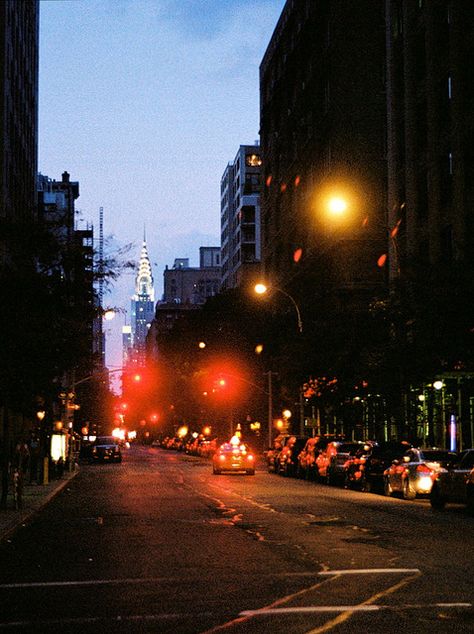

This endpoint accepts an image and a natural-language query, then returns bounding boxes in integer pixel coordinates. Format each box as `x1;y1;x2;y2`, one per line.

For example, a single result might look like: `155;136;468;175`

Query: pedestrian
14;439;30;477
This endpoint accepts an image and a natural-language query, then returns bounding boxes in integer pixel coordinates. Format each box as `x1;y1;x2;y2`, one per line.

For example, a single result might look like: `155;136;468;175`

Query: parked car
356;441;412;492
384;448;458;499
276;436;307;477
90;436;122;463
297;437;320;480
430;448;474;514
265;434;290;473
343;443;376;489
316;441;362;484
212;442;255;475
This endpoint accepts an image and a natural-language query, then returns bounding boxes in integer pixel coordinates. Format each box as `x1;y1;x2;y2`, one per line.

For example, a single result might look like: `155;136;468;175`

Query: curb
0;468;80;543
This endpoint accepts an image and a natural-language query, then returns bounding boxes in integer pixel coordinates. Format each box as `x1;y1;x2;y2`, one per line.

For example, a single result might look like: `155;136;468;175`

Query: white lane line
318;568;420;575
241;606;381;615
0;578;166;589
241;602;472;616
0;571;321;590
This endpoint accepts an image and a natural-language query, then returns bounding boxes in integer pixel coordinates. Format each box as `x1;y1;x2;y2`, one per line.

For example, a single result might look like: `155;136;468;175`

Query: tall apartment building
37;172;96;376
0;0;39;254
259;0;386;297
386;1;474;280
220;144;262;290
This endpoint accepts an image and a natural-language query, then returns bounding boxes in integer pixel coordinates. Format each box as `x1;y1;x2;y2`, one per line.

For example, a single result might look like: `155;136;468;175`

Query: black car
90;436;122;463
359;441;412;492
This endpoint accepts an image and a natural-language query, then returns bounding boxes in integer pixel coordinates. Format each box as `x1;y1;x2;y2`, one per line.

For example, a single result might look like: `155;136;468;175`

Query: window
245;153;262;167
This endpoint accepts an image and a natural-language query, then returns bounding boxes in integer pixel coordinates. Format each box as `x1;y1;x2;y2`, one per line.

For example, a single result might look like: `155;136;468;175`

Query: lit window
245;154;262;167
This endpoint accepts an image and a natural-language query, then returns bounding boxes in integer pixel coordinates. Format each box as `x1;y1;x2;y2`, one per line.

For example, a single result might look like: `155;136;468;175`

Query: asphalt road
0;444;472;633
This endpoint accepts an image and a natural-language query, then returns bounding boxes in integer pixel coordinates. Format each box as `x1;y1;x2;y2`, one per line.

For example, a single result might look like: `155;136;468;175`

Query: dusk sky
38;0;286;371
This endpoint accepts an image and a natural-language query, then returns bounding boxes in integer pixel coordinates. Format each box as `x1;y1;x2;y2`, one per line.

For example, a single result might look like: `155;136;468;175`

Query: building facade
386;1;474;278
0;0;39;241
220;144;262;290
162;247;221;305
259;0;387;297
384;0;474;447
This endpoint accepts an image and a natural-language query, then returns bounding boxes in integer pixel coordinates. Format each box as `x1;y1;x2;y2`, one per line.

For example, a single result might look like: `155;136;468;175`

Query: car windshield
372;443;410;458
338;444;361;454
95;437;116;445
421;451;456;464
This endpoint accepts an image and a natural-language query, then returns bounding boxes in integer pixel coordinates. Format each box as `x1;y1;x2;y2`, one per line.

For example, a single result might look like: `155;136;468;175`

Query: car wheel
430;483;446;510
384;477;393;497
361;476;371;493
213;468;220;475
403;478;416;500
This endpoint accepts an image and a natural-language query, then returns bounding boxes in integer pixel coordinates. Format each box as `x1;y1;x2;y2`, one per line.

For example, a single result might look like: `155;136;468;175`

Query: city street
0;444;472;633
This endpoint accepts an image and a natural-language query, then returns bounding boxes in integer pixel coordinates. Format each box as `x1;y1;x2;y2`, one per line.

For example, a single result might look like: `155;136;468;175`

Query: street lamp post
254;283;303;334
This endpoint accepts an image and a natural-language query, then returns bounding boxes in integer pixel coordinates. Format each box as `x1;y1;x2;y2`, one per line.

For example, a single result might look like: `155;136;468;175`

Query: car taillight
247;454;254;461
219;454;226;462
416;464;432;474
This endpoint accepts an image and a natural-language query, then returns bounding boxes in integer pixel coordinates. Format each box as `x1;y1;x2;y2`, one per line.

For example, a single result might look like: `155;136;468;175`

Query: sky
38;0;286;371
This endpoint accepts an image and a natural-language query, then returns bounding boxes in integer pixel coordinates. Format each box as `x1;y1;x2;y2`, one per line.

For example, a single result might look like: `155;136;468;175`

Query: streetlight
327;196;348;217
254;283;303;334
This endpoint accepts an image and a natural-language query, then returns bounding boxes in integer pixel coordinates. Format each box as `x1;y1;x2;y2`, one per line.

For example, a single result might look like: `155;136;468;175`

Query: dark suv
359;441;412;492
90;436;122;463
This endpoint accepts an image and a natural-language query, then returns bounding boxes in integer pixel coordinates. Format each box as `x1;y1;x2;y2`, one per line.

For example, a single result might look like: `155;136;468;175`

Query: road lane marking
201;575;337;633
304;571;421;634
241;603;472;616
242;606;381;615
0;571;322;589
318;568;421;575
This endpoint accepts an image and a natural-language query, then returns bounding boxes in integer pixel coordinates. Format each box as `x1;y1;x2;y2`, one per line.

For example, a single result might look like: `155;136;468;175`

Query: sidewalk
0;468;79;543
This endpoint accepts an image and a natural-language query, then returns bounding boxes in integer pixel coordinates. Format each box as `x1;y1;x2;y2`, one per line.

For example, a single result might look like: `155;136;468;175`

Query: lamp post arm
274;287;303;334
71;367;125;390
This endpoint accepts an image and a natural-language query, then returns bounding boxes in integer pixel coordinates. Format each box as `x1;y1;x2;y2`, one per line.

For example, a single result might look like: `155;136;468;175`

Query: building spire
134;238;154;301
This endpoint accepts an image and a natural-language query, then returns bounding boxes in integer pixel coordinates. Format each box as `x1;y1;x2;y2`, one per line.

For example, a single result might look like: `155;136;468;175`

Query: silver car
384;448;457;499
430;448;474;514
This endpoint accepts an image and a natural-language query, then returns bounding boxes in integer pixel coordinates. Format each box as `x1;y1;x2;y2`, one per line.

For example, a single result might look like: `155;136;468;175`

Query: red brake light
247;454;254;461
416;465;432;474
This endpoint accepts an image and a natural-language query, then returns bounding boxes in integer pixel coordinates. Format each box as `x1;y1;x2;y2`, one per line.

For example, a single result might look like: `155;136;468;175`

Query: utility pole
265;371;278;448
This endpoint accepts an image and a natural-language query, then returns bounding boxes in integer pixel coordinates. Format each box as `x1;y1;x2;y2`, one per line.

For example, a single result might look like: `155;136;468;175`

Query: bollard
42;457;49;485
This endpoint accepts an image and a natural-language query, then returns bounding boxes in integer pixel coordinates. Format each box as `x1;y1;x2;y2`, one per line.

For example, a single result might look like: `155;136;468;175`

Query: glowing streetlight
198;341;206;349
327;196;348;216
254;283;303;334
102;309;116;321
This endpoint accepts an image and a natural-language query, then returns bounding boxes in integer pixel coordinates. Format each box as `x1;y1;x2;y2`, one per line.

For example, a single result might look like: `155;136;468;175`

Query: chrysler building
127;239;155;367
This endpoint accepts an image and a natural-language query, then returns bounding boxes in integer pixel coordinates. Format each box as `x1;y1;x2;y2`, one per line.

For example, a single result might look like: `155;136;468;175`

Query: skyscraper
128;239;155;368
